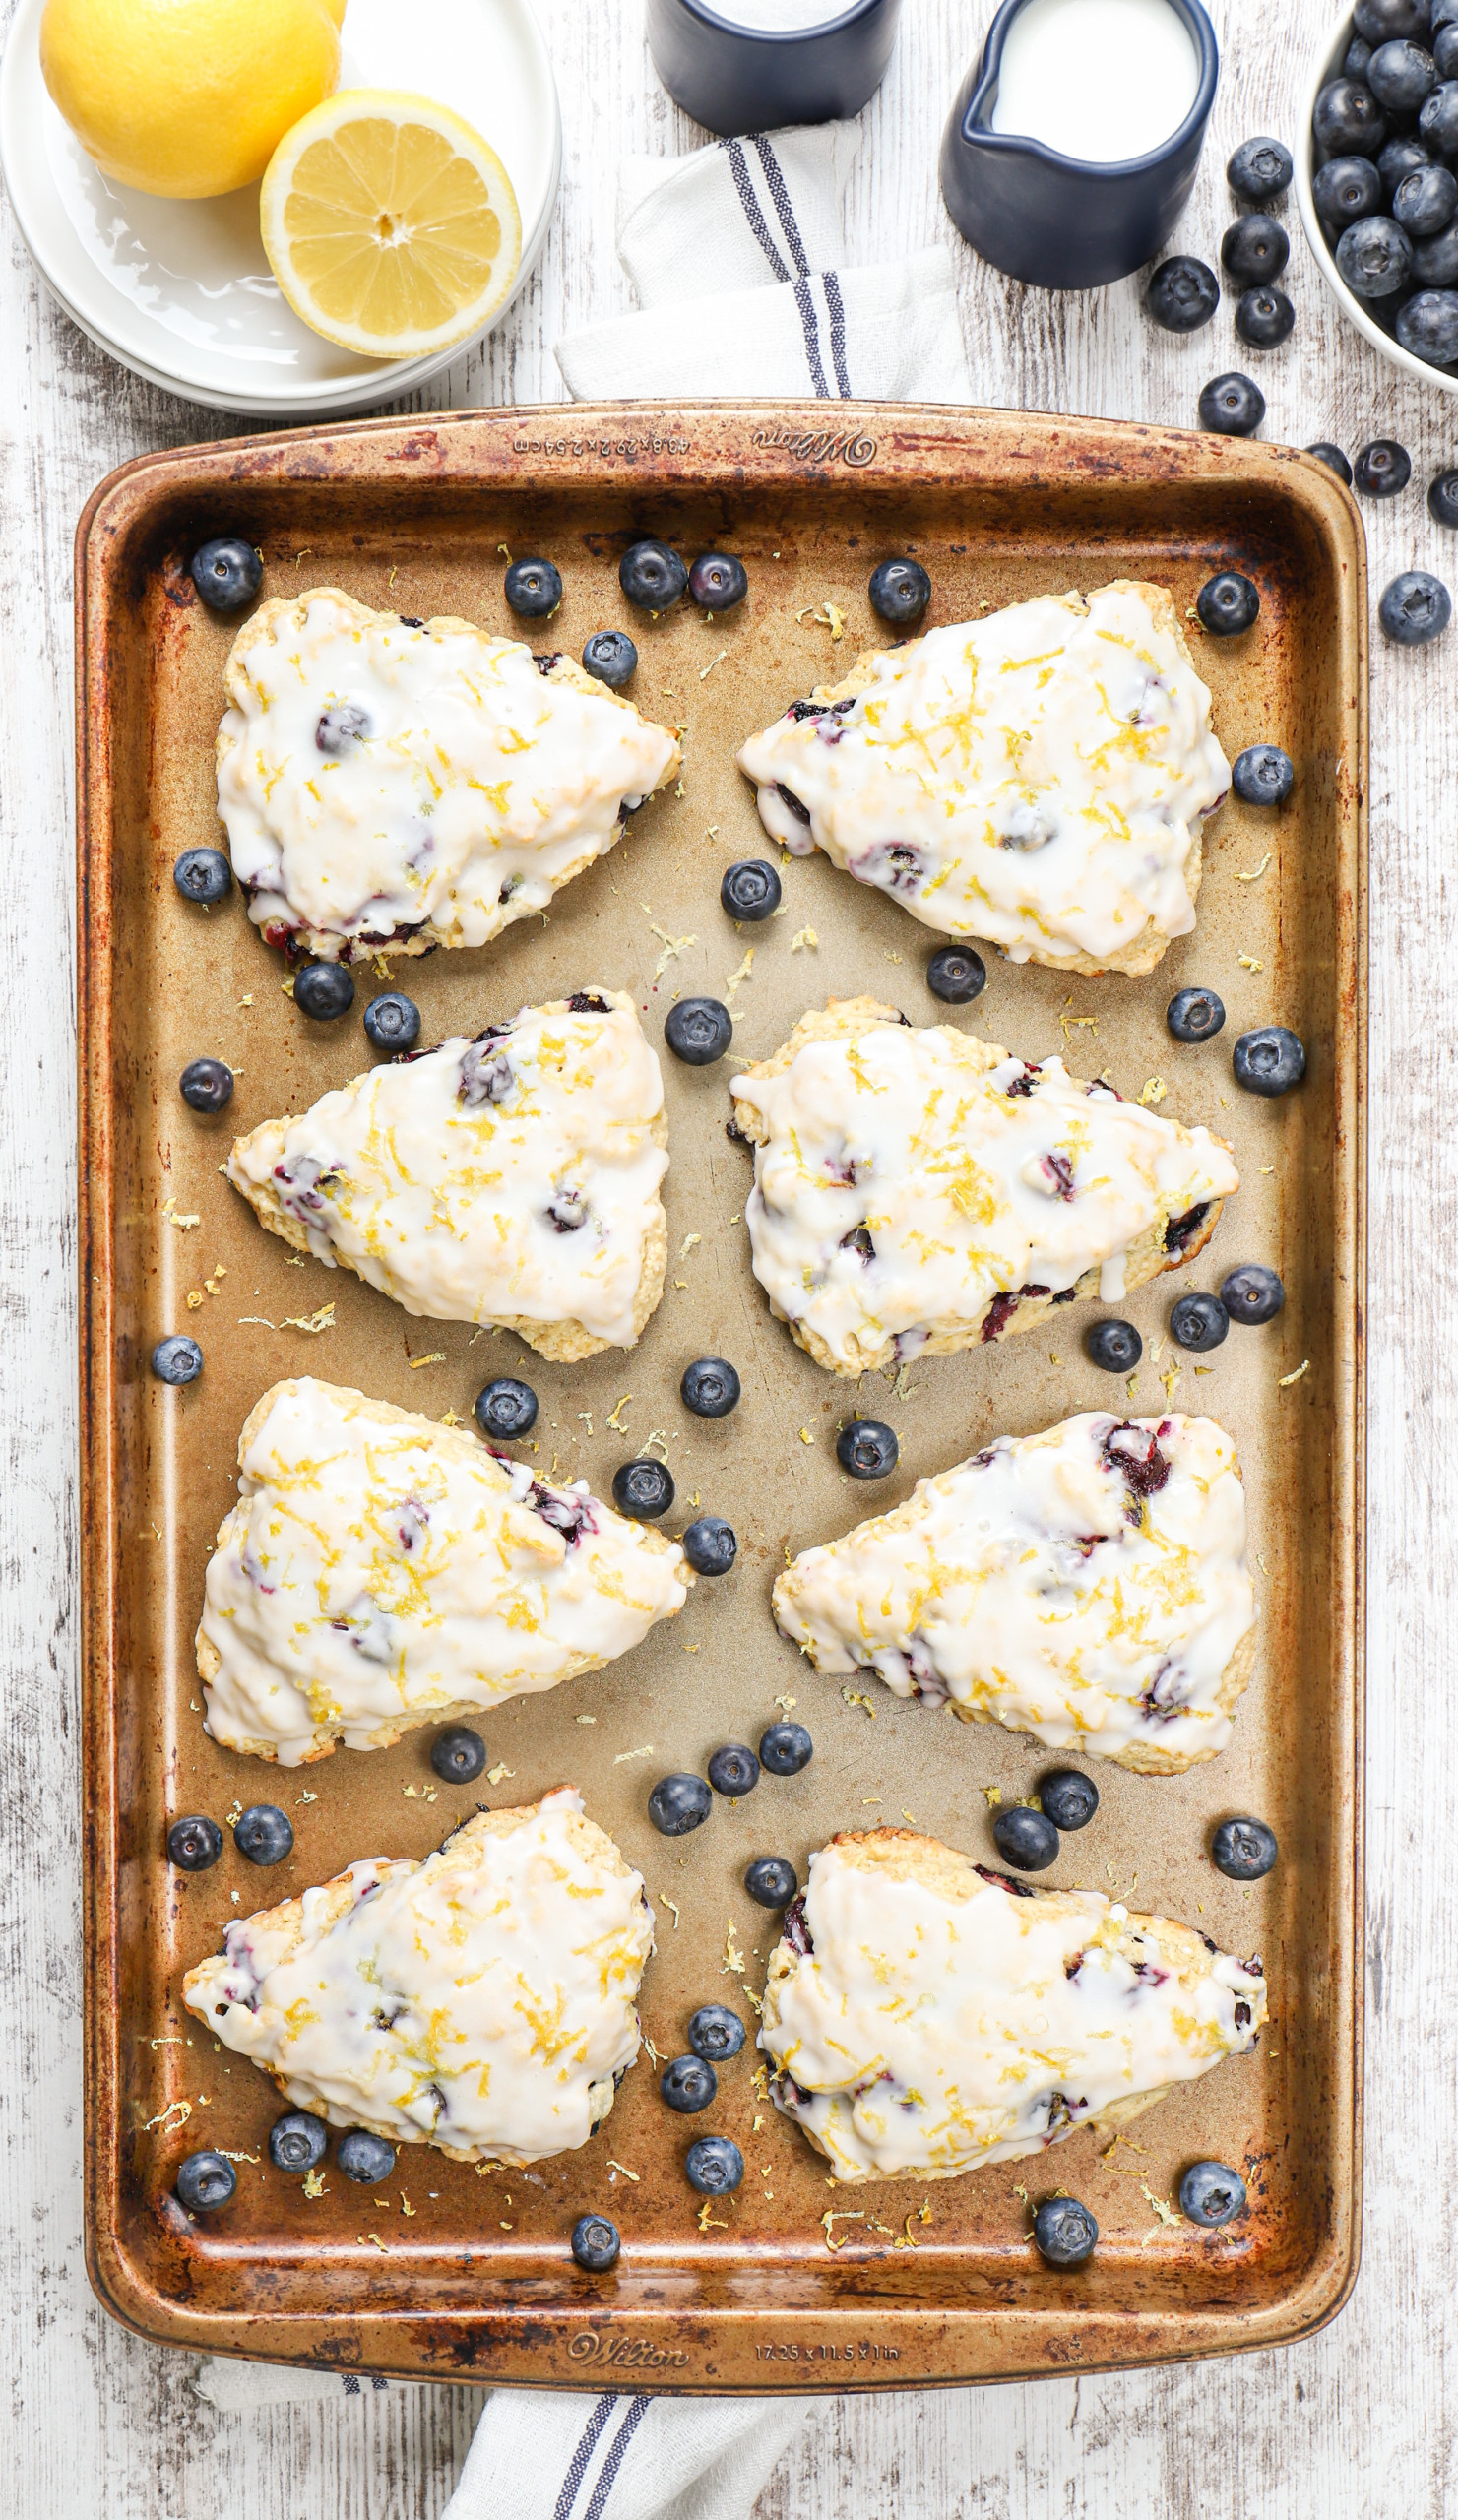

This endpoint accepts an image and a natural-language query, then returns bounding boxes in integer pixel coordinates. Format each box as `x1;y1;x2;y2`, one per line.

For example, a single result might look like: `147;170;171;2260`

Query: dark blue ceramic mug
646;0;903;139
939;0;1219;289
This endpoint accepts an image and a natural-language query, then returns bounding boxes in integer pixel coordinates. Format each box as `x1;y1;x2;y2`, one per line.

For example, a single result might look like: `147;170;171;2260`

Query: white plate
0;0;561;418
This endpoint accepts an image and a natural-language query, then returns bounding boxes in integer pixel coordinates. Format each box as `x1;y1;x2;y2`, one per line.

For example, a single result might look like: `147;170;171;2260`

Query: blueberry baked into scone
227;990;667;1359
736;582;1229;976
197;1378;690;1766
773;1412;1257;1774
216;590;681;961
758;1827;1267;2182
183;1789;653;2166
730;997;1238;1375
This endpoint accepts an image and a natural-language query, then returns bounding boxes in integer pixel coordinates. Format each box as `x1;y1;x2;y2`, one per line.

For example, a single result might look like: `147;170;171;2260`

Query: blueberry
1312;79;1387;157
1378;135;1431;197
721;858;782;920
991;1806;1060;1872
175;2150;237;2212
571;2212;620;2271
685;2136;744;2195
1368;35;1437;108
1313;156;1383;227
759;1722;813;1775
1416;217;1458;282
1438;17;1458;71
151;1334;203;1385
688;2004;746;2061
1195;571;1261;635
619;539;688;611
234;1803;294;1865
680;1356;740;1418
1211;1814;1278;1879
1429;467;1458;522
1355;438;1413;497
744;1856;798;1907
316;703;370;755
1233;1024;1306;1094
649;1774;712;1836
430;1725;487;1783
1170;1291;1229;1351
1421;77;1458;152
504;557;562;618
1393;161;1458;230
683;1516;737;1576
1235;284;1295;347
836;1418;898;1479
190;536;262;611
1396;289;1458;361
1085;1318;1142;1372
1033;2196;1098;2267
612;1458;674;1519
475;1376;539;1441
1305;442;1355;483
708;1742;760;1797
172;846;232;905
1355;0;1430;39
926;944;987;1004
1197;374;1265;437
1346;34;1375;75
1220;1262;1286;1324
688;552;748;611
1167;984;1227;1041
1222;215;1290;284
363;991;420;1053
582;629;638;687
1232;745;1295;805
1227;137;1294;202
868;557;931;624
337;2128;397;2183
180;1057;234;1113
167;1813;223;1870
1144;255;1220;331
666;997;732;1064
293;962;355;1021
270;2110;328;2173
1180;2160;1248;2227
662;2053;717;2112
1038;1769;1100;1831
1336;217;1414;295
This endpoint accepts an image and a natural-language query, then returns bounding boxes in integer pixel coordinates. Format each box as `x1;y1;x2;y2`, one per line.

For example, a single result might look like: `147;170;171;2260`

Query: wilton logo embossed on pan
568;2332;691;2369
752;426;877;466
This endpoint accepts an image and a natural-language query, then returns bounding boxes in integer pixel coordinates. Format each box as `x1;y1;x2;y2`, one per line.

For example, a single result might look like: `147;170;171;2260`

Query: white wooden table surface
6;0;1452;2510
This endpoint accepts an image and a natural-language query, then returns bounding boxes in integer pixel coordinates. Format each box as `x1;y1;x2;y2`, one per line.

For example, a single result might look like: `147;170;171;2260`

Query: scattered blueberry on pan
234;1803;294;1865
173;845;232;905
1353;438;1412;496
571;2213;621;2271
430;1725;487;1784
1367;36;1437;113
867;557;931;624
166;1814;223;1870
152;1334;203;1385
1304;441;1354;483
1335;217;1412;297
680;1357;740;1419
689;552;748;611
612;1458;674;1519
662;2054;717;2113
363;991;420;1053
1144;255;1220;331
1232;744;1295;805
1233;1025;1306;1096
1195;571;1260;635
1039;1769;1100;1831
175;2151;237;2212
293;961;355;1021
1085;1318;1142;1372
685;2136;744;2195
270;2111;329;2174
1312;157;1381;229
721;858;782;920
688;2005;746;2062
759;1721;813;1775
836;1418;898;1479
180;1057;234;1113
503;557;562;618
744;1856;798;1908
1170;1292;1230;1352
1033;2197;1097;2267
619;539;688;611
1378;568;1453;644
1167;984;1227;1041
1397;288;1458;359
337;2128;397;2183
190;536;262;611
649;1773;713;1836
666;997;733;1064
1179;2161;1248;2227
582;629;638;688
1312;77;1386;157
1428;468;1458;524
1393;162;1457;232
1227;137;1294;203
683;1516;737;1577
1221;215;1290;284
475;1376;539;1441
1235;285;1295;347
1211;1815;1279;1879
991;1806;1060;1872
708;1743;760;1797
1197;374;1265;437
1220;1263;1286;1324
926;944;986;1004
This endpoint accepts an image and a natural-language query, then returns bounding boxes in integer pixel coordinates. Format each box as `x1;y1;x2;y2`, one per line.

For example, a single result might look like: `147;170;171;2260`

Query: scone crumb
723;1923;746;1978
612;1744;655;1764
790;927;819;953
283;1303;336;1334
773;1693;797;1712
485;1762;515;1785
303;2169;327;2198
1237;953;1264;973
841;1688;877;1718
1136;1077;1168;1107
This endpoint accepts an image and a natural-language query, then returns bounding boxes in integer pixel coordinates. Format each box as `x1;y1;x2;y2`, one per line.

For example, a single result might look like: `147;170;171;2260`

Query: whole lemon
40;0;345;200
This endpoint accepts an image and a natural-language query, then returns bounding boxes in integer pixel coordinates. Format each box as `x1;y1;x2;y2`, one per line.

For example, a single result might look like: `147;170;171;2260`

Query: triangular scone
216;589;680;961
759;1828;1267;2183
183;1789;653;2166
735;581;1229;977
729;997;1237;1375
196;1378;691;1766
773;1412;1257;1775
227;990;668;1361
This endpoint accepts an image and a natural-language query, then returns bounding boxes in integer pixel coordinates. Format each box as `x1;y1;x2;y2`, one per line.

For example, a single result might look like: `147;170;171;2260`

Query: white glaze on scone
226;990;668;1356
772;1413;1257;1775
729;998;1238;1376
759;1829;1267;2183
216;589;680;961
197;1378;690;1766
182;1789;653;2165
735;581;1229;976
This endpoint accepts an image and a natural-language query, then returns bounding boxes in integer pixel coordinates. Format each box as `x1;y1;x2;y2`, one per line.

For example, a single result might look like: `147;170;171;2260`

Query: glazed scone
216;589;680;961
729;998;1238;1375
197;1378;690;1765
773;1412;1257;1774
183;1789;653;2166
227;989;667;1360
736;581;1229;976
759;1828;1267;2183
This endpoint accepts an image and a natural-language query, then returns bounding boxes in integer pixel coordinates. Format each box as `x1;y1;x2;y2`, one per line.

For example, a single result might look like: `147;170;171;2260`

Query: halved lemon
260;90;521;360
